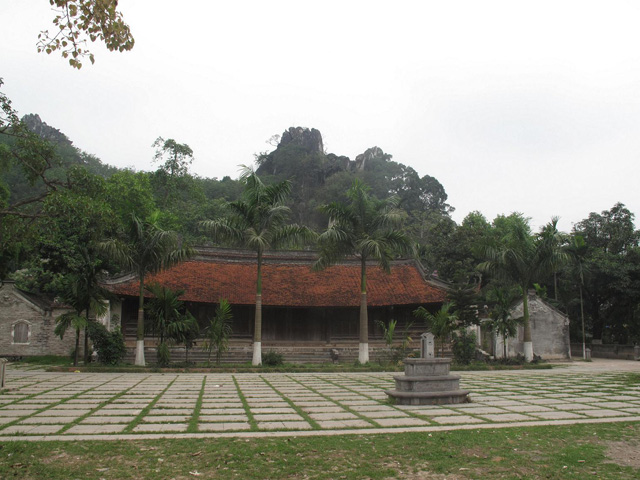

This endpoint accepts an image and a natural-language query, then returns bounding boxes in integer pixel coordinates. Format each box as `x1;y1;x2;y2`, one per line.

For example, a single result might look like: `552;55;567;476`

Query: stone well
385;333;469;405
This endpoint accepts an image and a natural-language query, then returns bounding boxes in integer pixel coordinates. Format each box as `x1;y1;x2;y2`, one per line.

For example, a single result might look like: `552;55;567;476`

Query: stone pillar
421;332;435;359
0;358;7;389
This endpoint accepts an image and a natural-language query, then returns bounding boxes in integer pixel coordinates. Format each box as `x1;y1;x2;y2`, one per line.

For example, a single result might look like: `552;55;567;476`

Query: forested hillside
2;113;639;346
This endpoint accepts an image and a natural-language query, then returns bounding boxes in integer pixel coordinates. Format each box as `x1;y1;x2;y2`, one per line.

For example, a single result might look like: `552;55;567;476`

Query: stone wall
571;343;640;360
0;283;76;357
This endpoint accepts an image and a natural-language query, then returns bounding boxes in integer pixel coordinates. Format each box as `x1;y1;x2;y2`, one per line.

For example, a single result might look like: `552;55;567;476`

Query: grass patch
11;355;72;366
1;422;638;479
41;360;557;374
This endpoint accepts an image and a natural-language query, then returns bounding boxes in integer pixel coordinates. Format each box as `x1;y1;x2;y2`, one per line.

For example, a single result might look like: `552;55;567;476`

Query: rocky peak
352;146;386;172
278;127;323;154
21;114;72;146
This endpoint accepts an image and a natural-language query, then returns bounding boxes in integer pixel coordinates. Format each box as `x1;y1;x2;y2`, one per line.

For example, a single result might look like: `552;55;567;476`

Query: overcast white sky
3;1;640;232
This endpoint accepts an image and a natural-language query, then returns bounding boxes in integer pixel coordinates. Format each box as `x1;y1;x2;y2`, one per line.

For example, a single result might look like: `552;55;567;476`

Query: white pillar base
252;342;262;366
523;341;533;362
358;342;369;364
135;340;146;367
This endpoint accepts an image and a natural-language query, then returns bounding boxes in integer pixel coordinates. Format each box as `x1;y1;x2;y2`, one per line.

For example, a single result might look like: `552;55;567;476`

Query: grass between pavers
290;375;383;429
58;375;149;435
122;376;178;434
259;376;321;429
0;374;123;434
187;376;206;433
1;422;639;479
232;375;258;431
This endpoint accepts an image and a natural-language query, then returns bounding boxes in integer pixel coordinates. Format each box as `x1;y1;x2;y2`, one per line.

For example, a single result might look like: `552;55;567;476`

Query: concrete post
585;348;591;360
0;358;7;389
421;332;435;359
634;345;639;361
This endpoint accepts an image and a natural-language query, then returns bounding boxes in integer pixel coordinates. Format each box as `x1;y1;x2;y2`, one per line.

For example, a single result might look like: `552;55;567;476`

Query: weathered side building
0;282;76;357
481;291;571;360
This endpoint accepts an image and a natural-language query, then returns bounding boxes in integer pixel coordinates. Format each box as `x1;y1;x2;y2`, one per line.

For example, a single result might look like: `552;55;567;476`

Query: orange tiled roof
106;254;446;307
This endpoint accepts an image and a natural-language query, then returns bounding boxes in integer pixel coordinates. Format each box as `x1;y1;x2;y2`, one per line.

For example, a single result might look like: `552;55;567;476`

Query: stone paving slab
80;416;136;424
0;359;638;440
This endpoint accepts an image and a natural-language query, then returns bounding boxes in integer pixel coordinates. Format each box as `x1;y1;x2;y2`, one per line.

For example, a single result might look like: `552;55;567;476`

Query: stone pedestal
385;358;469;405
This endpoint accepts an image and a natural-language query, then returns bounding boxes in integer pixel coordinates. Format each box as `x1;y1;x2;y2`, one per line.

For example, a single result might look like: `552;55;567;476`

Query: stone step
393;374;463;393
385;389;470;405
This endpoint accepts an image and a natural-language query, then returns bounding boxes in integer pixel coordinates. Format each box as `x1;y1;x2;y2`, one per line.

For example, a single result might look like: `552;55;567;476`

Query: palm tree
54;312;87;367
479;215;566;362
144;283;193;366
200;167;314;365
203;298;233;365
566;234;589;359
414;303;458;357
314;180;414;364
54;248;111;366
102;213;193;366
485;286;522;359
539;217;564;301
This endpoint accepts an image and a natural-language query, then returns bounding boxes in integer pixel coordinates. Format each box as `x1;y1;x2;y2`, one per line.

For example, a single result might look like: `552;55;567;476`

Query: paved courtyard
0;359;638;441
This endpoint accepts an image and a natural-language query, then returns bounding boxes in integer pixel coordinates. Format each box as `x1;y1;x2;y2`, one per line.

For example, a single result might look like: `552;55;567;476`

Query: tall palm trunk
83;302;91;364
580;285;586;359
135;272;146;366
359;257;369;364
74;328;80;366
503;333;508;359
253;250;263;365
522;288;533;362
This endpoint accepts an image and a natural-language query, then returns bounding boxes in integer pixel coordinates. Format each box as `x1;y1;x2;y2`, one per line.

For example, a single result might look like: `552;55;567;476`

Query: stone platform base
385;358;469;405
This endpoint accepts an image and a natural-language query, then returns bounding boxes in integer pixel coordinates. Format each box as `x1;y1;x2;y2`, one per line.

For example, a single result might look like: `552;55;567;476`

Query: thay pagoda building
104;248;448;363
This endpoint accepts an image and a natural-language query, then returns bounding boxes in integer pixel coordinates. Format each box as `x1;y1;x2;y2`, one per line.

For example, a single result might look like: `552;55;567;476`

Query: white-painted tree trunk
524;341;533;362
358;342;369;364
135;340;146;366
252;341;262;366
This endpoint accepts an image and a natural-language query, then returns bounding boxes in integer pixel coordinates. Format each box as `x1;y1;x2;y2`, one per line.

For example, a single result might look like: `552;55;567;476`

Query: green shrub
262;351;283;366
452;329;476;365
87;322;126;365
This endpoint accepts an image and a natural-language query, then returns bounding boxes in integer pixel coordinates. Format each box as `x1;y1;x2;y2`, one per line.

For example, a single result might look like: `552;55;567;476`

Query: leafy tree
37;0;134;69
102;213;193;366
569;203;640;343
105;170;155;225
87;321;126;365
415;211;491;283
479;214;566;362
0;81;66;220
451;329;477;365
203;298;233;365
201;167;314;365
315;179;414;363
447;283;480;327
413;303;458;357
152;137;194;179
